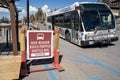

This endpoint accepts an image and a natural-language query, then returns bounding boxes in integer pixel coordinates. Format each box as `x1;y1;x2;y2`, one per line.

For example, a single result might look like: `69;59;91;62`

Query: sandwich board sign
27;30;53;60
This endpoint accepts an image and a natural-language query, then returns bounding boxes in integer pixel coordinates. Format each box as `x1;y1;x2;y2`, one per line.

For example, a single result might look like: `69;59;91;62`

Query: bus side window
64;12;70;28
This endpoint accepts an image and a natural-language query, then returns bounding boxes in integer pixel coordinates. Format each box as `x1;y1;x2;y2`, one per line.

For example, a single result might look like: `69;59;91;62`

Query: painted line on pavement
65;58;97;65
44;64;58;80
60;43;120;76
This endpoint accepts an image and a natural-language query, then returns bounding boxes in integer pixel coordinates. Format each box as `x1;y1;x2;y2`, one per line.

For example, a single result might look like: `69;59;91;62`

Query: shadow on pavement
81;43;115;49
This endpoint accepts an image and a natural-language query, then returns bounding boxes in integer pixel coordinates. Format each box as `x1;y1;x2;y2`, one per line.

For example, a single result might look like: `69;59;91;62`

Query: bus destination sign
27;30;53;60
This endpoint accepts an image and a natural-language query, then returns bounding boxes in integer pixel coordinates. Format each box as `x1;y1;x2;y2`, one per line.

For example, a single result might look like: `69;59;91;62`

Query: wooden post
20;28;26;52
54;29;60;49
9;2;18;55
20;28;28;76
54;29;64;71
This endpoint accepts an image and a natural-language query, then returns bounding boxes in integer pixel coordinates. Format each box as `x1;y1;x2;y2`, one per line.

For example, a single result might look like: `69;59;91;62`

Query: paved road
22;28;120;80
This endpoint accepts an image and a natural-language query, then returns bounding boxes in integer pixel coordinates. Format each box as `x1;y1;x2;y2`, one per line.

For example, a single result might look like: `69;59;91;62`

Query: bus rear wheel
65;32;71;42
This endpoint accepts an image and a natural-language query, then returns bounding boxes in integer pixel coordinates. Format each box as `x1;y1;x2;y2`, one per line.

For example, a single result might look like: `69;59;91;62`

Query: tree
35;8;45;22
98;0;101;2
30;14;35;23
22;16;27;24
0;16;9;23
54;8;58;11
101;0;111;6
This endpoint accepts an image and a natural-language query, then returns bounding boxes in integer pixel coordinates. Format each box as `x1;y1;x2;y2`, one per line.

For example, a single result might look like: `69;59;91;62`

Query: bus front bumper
81;37;118;46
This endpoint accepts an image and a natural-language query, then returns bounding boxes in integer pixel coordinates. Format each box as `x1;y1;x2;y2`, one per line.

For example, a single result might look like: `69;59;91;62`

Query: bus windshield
81;10;115;31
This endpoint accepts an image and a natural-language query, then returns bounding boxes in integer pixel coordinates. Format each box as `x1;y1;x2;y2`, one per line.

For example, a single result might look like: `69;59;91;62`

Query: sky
0;0;97;20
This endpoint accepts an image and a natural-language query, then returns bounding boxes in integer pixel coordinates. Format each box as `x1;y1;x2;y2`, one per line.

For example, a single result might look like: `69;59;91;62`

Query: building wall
111;0;120;17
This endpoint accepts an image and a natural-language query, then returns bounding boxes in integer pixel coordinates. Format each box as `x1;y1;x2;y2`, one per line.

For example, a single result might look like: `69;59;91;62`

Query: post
6;29;9;47
16;10;19;50
54;29;60;64
20;28;26;52
53;29;64;71
9;2;18;55
54;30;60;49
27;0;29;29
20;28;28;76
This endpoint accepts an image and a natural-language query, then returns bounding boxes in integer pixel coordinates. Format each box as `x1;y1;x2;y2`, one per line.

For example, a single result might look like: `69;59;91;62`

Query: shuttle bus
47;2;118;46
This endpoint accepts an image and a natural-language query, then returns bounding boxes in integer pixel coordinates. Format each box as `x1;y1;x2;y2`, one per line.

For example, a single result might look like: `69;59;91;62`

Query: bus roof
47;2;107;17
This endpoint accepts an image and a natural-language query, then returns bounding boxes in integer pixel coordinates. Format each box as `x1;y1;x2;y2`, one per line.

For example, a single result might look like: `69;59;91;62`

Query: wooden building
110;0;120;17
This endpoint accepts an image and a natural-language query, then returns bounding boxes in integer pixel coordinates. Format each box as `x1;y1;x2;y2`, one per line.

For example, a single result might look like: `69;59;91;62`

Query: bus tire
65;32;71;42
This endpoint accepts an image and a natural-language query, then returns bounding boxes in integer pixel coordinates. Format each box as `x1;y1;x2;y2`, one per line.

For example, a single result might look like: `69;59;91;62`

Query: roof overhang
0;0;17;11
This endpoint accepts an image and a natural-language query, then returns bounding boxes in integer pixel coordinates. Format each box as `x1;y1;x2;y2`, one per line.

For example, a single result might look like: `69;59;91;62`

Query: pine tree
101;0;111;6
30;14;35;23
35;8;45;22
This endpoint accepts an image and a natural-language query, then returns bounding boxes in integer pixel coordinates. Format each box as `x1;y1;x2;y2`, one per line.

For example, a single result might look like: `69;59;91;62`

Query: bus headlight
87;36;93;40
85;34;93;40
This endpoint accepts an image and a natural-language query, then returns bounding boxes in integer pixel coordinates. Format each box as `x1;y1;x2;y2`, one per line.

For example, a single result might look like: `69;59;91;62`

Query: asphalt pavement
22;26;120;80
0;23;119;80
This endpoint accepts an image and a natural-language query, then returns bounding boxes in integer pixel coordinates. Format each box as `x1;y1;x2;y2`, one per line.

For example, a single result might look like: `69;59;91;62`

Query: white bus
47;2;118;46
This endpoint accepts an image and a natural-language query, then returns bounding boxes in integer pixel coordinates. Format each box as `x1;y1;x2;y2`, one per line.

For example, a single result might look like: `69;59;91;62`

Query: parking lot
22;25;120;80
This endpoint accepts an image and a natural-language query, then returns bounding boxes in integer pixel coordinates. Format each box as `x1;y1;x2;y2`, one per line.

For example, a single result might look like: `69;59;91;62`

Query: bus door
71;11;79;43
